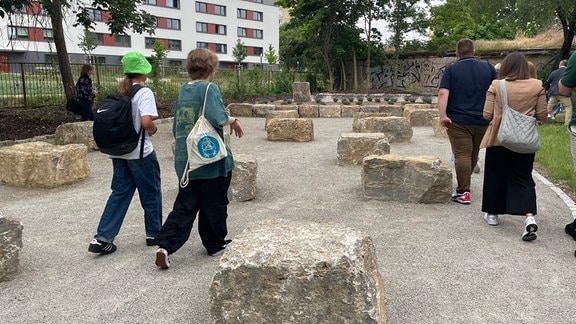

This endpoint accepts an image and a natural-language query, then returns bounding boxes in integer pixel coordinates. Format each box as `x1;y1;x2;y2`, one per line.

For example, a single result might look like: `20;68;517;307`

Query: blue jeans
94;151;162;243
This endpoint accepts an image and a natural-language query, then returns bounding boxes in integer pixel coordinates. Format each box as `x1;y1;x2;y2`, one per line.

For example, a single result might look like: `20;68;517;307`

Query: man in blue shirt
437;39;497;204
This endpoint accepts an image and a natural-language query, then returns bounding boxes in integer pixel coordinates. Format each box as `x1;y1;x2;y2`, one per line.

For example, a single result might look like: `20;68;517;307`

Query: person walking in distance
154;48;244;269
88;52;162;254
546;59;572;123
480;52;547;241
437;39;497;204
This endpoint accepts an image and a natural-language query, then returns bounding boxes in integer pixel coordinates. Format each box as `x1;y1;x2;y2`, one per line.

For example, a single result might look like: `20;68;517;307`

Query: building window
254;29;263;39
214;5;226;16
251;0;263;2
215;43;227;54
168;39;182;51
145;37;157;49
95;33;104;45
87;8;103;22
237;9;247;19
168;60;182;67
195;1;207;13
145;0;157;5
196;22;208;33
166;18;180;30
254;47;263;56
216;25;226;35
166;0;179;8
96;56;106;64
237;27;247;37
115;35;131;47
254;11;263;21
8;26;28;40
197;42;208;49
43;29;54;40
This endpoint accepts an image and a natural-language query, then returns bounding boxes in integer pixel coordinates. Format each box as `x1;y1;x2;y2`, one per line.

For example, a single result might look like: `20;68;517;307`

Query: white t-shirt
109;85;158;160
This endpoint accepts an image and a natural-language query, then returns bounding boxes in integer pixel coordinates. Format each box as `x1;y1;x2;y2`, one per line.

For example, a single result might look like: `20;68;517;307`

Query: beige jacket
480;79;547;149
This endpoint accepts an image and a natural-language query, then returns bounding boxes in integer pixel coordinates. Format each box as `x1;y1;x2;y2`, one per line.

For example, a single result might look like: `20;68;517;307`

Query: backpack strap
126;84;145;159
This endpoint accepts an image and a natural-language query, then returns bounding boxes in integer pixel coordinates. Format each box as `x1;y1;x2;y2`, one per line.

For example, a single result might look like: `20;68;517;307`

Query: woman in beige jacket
480;52;547;241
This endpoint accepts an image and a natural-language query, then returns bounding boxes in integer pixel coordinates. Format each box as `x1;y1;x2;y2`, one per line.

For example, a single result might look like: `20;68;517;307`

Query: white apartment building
0;0;280;71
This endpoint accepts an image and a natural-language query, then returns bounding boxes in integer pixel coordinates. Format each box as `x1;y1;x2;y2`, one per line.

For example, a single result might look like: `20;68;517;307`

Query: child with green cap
88;51;163;254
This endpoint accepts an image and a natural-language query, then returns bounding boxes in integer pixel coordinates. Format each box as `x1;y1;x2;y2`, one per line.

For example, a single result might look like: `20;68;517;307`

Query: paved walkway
1;117;575;323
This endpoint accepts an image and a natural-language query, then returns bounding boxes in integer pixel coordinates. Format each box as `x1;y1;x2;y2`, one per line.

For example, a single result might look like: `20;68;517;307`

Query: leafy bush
374;98;381;103
422;96;433;104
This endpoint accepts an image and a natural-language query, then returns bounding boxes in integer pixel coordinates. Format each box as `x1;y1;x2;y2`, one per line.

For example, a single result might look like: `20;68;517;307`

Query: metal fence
0;63;311;109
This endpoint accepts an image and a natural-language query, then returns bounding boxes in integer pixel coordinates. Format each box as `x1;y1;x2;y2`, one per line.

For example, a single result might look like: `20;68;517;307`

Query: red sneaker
451;192;471;204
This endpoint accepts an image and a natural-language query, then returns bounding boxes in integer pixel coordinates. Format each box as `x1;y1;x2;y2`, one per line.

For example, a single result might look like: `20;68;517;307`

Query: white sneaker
155;248;171;269
484;213;499;226
522;217;538;241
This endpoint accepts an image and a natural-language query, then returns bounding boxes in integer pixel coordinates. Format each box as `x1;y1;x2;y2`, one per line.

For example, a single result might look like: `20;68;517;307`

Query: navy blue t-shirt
439;56;496;125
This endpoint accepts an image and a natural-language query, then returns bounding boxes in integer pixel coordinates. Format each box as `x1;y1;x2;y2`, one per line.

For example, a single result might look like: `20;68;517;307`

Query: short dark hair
456;39;474;57
499;52;530;81
186;48;218;80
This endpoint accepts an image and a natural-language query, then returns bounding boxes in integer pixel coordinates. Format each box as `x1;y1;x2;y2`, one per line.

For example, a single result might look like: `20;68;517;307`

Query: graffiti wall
371;54;555;94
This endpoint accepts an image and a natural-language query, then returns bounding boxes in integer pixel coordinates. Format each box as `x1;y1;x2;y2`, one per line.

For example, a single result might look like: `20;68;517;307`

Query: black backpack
93;84;145;157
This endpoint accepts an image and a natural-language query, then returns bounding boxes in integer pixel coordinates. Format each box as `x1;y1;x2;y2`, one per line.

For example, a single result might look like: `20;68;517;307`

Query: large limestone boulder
0;142;90;188
341;105;360;118
265;110;299;130
319;105;341;118
227;103;253;117
228;154;257;202
267;118;314;142
359;105;380;113
379;105;403;116
354;116;413;143
362;154;452;203
54;121;98;150
275;104;299;111
403;108;438;127
252;104;276;117
209;218;386;324
298;104;319;118
402;103;433;110
0;217;24;282
337;133;390;166
352;112;393;132
292;82;311;103
432;117;448;139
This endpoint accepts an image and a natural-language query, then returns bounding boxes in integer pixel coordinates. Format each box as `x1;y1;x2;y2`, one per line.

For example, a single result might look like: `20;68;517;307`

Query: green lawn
536;122;576;193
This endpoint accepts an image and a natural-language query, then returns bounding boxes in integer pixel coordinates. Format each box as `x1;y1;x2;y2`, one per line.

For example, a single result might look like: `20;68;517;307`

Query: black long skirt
481;146;537;215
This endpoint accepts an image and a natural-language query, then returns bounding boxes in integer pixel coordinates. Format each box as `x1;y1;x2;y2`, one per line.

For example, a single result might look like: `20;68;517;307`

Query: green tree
0;0;155;100
232;39;247;67
428;0;576;65
78;28;98;63
276;0;363;90
149;40;168;91
264;44;278;66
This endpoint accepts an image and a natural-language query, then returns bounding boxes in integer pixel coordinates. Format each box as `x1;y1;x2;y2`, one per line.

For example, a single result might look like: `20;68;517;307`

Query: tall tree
276;0;362;90
0;0;155;100
357;0;388;90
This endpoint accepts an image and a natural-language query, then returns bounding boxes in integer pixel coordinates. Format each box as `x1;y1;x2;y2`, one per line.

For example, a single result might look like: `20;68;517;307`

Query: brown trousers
446;122;488;194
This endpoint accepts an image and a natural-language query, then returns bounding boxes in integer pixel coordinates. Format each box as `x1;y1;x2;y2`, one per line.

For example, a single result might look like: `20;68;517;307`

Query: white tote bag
180;83;228;188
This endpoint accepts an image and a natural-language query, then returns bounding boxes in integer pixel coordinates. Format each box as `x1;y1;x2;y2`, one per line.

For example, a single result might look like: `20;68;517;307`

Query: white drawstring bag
180;83;227;188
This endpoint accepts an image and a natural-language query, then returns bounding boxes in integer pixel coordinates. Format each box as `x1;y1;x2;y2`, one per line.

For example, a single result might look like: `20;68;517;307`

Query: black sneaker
209;239;232;257
146;237;157;246
565;222;576;241
88;238;117;254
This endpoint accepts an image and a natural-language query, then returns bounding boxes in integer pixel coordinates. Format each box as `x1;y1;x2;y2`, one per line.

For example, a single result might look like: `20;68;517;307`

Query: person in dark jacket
76;64;98;121
545;59;571;123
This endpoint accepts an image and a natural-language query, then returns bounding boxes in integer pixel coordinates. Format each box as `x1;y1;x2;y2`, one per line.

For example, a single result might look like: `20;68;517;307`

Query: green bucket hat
121;51;152;75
